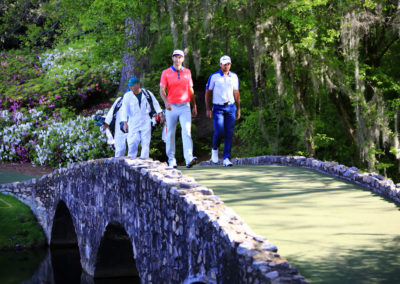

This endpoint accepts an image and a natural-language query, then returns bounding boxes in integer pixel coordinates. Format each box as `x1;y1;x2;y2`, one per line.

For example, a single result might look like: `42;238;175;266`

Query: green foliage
0;47;118;114
148;125;166;162
1;0;400;183
309;133;335;151
234;105;306;158
366;144;387;169
0;0;57;49
234;109;269;157
0;50;42;99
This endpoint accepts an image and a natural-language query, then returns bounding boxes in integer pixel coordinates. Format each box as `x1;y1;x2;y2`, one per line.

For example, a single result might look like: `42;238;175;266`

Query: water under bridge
1;155;400;283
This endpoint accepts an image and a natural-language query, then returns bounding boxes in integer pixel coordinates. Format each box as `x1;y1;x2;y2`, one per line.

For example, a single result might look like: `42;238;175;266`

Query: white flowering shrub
40;44;120;84
0;109;113;167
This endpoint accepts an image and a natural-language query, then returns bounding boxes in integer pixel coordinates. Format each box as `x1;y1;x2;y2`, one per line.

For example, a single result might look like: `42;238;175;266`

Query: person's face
220;62;231;73
172;55;184;66
129;83;140;93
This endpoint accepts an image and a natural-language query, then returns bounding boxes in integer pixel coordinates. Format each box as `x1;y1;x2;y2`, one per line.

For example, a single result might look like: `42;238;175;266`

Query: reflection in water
0;249;46;284
0;248;140;284
51;248;82;284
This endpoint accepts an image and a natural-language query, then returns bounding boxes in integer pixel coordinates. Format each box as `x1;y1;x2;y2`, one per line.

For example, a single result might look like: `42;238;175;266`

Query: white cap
172;49;185;57
220;55;231;65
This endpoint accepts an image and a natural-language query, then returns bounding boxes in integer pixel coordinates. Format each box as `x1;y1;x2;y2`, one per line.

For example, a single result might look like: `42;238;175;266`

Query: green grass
0;193;46;250
182;165;400;284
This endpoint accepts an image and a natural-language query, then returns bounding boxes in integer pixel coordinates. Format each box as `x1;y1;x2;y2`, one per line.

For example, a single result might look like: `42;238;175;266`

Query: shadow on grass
184;165;400;208
290;236;400;284
182;165;400;283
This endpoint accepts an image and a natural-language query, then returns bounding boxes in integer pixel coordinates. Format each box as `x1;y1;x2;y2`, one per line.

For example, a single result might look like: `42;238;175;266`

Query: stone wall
199;155;400;205
0;157;307;283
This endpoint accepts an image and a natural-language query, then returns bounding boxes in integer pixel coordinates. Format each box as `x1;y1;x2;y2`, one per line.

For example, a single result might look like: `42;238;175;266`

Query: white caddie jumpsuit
104;96;128;157
119;89;162;158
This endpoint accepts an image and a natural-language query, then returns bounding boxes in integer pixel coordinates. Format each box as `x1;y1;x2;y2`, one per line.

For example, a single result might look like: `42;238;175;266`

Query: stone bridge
0;157;307;284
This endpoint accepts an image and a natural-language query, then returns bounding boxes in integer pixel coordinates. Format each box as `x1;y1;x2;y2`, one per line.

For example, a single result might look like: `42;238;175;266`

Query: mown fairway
182;165;400;284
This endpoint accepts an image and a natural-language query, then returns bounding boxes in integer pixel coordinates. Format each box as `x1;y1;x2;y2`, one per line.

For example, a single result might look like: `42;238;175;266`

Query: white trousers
165;102;194;165
114;130;127;157
127;126;152;158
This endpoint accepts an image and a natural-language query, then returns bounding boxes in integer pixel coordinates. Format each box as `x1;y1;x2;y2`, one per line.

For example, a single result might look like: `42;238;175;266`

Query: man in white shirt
205;55;241;166
120;77;164;158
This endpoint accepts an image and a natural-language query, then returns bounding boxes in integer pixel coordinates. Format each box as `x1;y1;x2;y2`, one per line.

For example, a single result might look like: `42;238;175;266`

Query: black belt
215;102;234;106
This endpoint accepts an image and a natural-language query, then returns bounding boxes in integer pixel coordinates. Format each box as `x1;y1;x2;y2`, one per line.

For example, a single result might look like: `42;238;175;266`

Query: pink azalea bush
0;49;119;115
0;47;119;167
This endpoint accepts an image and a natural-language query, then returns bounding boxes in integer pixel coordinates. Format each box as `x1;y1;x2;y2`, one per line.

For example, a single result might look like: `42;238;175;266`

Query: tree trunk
246;40;259;107
294;85;315;156
167;0;178;49
328;90;358;146
182;2;190;67
118;17;142;94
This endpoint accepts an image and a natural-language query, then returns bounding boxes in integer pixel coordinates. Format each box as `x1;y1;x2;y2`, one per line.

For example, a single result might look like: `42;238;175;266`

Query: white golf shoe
211;149;219;164
223;158;233;167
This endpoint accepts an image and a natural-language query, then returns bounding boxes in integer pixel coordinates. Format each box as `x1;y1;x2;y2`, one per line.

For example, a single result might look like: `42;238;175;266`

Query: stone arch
94;221;139;279
183;274;216;284
50;200;82;283
184;279;213;284
50;200;78;248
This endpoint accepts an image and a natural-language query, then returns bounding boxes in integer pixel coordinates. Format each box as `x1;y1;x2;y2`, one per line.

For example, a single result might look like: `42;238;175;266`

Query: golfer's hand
192;105;197;117
206;110;212;119
236;109;241;120
165;101;172;111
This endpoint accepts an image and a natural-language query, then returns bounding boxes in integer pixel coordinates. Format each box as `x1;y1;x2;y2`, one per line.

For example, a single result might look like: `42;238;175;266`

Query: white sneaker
168;159;177;168
211;149;219;163
223;158;233;167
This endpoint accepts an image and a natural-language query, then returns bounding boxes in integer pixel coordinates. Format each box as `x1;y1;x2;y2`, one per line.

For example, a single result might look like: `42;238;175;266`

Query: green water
0;171;36;184
181;165;400;284
0;249;47;284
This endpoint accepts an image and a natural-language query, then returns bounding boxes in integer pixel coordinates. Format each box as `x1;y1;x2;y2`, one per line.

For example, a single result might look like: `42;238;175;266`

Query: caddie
120;77;164;158
103;95;127;157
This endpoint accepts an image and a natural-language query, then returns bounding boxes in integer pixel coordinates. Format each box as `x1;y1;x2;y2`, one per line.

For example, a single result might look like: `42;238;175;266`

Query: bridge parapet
0;157;307;283
200;155;400;205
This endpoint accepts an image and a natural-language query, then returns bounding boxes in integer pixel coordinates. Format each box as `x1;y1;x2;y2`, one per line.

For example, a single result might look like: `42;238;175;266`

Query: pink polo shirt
160;66;193;103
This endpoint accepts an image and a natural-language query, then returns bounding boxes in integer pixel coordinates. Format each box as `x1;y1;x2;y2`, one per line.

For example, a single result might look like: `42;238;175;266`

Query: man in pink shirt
160;49;197;168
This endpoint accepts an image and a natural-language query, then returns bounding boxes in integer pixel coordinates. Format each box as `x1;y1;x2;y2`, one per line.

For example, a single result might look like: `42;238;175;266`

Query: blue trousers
212;104;236;159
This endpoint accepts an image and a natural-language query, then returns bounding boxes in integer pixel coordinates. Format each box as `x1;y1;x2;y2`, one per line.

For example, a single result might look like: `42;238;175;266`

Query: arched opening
50;200;78;248
50;200;81;283
183;274;215;284
94;221;140;281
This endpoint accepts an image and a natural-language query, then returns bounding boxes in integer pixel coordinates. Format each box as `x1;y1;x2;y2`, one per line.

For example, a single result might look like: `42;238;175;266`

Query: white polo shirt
206;70;239;105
